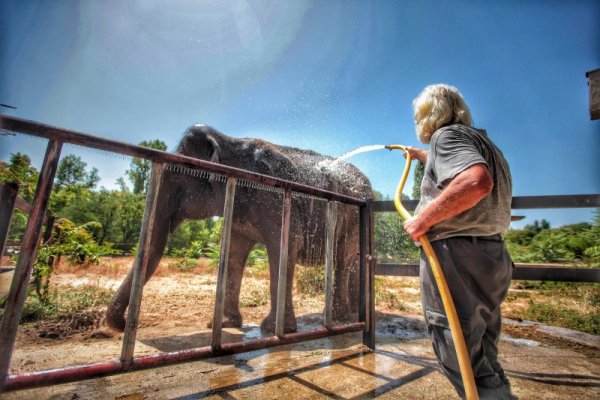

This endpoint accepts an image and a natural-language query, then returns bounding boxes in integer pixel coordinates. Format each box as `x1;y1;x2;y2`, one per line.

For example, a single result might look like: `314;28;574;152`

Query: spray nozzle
385;144;407;151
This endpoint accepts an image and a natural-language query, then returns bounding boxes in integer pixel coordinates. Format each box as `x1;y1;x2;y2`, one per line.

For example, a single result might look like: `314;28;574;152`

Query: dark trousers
420;236;514;399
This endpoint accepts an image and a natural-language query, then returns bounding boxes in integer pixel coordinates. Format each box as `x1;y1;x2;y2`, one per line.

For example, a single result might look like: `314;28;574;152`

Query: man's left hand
403;216;430;242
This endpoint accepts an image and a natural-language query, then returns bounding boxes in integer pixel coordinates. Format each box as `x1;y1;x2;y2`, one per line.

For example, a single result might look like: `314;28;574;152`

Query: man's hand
403;146;428;163
403;215;430;242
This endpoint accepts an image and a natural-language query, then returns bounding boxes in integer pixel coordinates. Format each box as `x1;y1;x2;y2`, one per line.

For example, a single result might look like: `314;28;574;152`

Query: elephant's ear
206;134;221;164
179;125;222;163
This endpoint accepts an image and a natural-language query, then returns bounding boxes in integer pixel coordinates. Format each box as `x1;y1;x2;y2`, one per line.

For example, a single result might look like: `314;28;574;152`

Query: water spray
386;144;479;400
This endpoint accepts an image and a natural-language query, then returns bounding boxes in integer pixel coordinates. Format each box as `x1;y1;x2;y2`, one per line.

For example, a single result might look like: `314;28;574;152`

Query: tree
51;155;99;216
126;140;167;194
372;191;419;263
55;155;99;190
412;161;425;200
0;152;39;203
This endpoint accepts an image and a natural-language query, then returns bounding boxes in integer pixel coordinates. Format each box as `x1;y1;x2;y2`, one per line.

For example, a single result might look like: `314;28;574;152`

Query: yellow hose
386;144;478;400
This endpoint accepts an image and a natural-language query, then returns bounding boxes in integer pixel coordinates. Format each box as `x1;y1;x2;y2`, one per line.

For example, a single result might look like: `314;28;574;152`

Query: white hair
412;84;473;144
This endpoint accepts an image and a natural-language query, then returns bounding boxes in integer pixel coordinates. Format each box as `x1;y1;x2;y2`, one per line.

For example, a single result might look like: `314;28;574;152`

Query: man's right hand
404;146;428;163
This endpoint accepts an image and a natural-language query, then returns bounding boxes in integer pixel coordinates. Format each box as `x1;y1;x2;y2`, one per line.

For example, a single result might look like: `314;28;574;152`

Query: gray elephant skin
106;124;372;333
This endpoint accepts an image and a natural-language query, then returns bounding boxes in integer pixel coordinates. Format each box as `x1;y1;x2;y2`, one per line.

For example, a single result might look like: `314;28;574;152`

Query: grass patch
525;300;600;335
0;284;115;323
296;265;326;296
240;281;270;308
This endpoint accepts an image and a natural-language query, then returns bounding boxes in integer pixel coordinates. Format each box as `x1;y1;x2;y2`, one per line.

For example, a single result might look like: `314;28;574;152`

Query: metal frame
0;115;372;391
373;196;600;283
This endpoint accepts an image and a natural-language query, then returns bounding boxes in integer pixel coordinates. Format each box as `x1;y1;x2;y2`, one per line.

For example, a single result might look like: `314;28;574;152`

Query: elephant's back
272;144;372;200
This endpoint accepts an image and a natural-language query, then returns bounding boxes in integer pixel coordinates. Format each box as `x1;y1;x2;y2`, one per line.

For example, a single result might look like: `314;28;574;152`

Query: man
403;84;515;399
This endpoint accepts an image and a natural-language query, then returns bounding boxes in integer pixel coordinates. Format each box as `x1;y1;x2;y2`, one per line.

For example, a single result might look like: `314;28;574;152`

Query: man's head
412;84;472;144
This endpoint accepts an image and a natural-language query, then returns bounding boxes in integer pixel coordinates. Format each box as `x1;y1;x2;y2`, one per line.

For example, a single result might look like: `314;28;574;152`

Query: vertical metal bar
211;177;237;351
0;139;62;387
120;162;164;364
0;182;19;257
324;201;337;329
275;189;292;337
359;200;376;349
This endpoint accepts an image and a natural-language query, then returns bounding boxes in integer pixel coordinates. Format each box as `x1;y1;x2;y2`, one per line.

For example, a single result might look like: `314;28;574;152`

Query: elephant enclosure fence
1;115;598;393
0;115;374;391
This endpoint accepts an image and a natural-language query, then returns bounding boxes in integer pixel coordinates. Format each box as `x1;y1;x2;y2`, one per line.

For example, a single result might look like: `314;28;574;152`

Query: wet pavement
2;315;599;399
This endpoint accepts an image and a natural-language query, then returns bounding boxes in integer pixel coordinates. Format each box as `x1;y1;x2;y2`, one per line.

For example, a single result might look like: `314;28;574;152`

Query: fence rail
0;114;374;391
373;195;600;283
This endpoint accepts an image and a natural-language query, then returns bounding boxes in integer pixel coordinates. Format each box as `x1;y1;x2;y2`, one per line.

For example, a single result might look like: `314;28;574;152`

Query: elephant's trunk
106;271;133;331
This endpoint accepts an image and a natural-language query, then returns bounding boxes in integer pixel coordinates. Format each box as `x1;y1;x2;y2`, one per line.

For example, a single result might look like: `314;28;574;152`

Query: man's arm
404;146;428;163
403;163;493;241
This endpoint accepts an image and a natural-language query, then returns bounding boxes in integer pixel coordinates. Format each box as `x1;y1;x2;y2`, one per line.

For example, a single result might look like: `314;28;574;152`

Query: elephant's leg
209;232;255;328
261;246;297;333
106;209;175;331
332;231;359;322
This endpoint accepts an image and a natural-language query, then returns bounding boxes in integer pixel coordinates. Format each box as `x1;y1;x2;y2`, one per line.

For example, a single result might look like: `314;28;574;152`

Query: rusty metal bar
0;139;63;388
211;177;237;350
275;189;292;337
359;201;376;349
375;263;600;283
324;201;337;329
512;265;600;282
2;322;365;391
0;115;365;207
120;163;165;364
0;182;19;256
372;194;600;213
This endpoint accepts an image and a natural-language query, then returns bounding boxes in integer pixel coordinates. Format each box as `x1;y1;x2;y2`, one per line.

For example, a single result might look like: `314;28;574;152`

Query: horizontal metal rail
374;195;600;282
3;322;365;391
0;115;374;392
372;194;600;212
0;115;365;206
376;263;600;283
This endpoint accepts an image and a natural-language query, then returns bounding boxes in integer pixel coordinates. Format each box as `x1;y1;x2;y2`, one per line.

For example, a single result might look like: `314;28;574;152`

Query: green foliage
374;276;407;311
525;299;599;335
247;244;268;272
126;140;167;194
412;161;425;200
55;155;99;190
0;284;115;323
166;220;212;256
0;153;39;203
296;265;326;296
239;282;269;308
505;218;599;266
31;218;119;303
373;192;419;263
204;243;222;268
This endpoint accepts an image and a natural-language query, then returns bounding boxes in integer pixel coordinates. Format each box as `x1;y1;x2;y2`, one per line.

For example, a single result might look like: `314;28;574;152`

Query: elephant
106;124;372;333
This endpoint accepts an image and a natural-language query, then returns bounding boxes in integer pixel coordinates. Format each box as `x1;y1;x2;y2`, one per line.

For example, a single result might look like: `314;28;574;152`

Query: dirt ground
2;257;599;399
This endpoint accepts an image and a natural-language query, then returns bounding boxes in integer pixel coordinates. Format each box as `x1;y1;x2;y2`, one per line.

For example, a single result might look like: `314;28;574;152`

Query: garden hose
385;144;478;400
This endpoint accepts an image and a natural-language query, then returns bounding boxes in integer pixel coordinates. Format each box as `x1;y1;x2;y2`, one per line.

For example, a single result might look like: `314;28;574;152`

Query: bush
296;266;326;296
525;300;600;335
0;285;114;323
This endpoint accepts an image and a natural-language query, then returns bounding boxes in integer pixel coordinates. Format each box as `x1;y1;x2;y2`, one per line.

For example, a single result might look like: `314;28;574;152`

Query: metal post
359;200;376;349
120;163;164;365
211;177;237;351
275;189;292;337
0;182;19;258
324;201;337;329
0;139;63;388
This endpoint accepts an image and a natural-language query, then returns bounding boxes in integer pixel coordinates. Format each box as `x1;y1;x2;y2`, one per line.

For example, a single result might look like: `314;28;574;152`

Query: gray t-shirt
415;124;512;241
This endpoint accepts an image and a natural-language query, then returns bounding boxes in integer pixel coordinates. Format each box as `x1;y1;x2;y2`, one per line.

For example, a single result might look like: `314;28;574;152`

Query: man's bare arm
403;163;493;241
404;146;428;163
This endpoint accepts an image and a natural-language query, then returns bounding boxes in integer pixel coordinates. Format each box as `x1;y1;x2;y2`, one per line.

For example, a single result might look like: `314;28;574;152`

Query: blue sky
1;0;599;228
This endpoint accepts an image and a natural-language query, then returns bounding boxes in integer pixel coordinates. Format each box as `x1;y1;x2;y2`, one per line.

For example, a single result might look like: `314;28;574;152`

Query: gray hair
412;84;473;144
